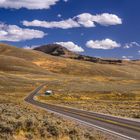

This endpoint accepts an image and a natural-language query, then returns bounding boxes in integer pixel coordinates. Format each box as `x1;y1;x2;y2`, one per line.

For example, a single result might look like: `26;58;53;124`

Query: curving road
25;84;140;140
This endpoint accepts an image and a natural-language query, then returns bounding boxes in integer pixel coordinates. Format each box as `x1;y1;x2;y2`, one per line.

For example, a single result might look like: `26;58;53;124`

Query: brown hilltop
34;44;123;64
34;44;76;57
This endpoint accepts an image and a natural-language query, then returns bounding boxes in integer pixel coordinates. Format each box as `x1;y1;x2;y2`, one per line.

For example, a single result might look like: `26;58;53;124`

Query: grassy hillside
1;43;140;78
0;43;140;106
0;44;118;140
0;43;140;139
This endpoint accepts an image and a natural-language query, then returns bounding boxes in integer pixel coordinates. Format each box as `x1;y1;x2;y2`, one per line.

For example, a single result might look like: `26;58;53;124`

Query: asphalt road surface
25;84;140;140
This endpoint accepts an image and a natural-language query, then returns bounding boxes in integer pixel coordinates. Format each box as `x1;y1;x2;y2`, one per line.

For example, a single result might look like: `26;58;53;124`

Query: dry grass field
37;75;140;118
0;43;140;139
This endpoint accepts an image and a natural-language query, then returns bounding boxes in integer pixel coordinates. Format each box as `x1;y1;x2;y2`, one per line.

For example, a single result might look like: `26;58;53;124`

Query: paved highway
25;84;140;140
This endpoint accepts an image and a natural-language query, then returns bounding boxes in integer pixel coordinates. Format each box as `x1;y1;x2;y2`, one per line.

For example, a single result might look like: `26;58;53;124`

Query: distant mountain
34;44;123;64
34;44;75;57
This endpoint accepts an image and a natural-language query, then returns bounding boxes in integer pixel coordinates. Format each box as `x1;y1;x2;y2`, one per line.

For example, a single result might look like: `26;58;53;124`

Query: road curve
25;84;140;140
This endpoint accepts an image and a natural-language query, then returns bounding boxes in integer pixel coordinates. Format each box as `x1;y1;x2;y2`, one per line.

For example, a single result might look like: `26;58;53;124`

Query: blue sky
0;0;140;59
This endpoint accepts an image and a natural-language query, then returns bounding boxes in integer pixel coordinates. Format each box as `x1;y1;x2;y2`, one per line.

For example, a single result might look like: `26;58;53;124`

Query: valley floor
37;75;140;118
0;73;119;140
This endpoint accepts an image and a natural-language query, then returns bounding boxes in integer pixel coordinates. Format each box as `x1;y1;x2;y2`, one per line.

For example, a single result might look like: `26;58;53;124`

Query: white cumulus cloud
75;13;122;27
122;56;133;60
93;13;122;26
124;42;140;49
0;23;45;42
86;39;120;50
55;41;84;52
23;13;122;29
23;45;39;49
0;0;59;9
23;19;80;29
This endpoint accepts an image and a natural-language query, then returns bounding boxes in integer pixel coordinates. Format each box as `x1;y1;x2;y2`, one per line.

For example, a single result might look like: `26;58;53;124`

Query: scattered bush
0;103;112;140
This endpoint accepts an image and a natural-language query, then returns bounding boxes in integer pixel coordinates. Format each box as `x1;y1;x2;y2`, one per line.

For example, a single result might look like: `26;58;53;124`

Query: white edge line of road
43;108;136;140
26;100;136;140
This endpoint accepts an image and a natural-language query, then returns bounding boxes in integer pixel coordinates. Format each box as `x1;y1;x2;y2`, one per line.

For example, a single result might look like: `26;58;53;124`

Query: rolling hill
34;44;123;64
0;43;140;78
0;43;140;139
